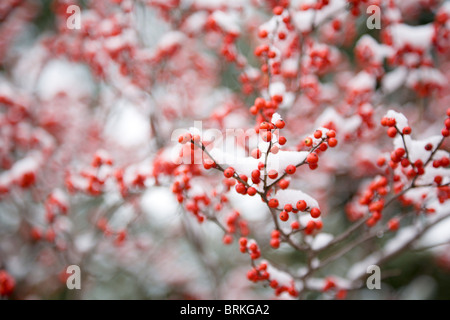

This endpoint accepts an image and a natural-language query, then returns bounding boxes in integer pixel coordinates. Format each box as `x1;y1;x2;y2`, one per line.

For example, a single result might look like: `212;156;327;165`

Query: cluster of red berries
246;261;299;297
322;277;347;299
96;217;128;246
357;175;389;227
223;211;249;244
380;117;411;138
239;238;261;260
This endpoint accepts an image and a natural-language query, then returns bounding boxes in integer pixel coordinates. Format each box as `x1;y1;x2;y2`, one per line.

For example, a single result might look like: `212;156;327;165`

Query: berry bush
0;0;449;300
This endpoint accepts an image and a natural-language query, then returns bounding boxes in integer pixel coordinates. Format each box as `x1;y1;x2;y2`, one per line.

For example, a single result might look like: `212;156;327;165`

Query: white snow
382;67;408;93
314;107;362;136
406;67;446;89
275;189;319;209
389;23;434;49
157;31;185;51
266;262;294;288
141;187;179;227
183;11;208;34
105;100;150;147
211;10;240;35
37;60;94;101
348;71;376;91
309;233;334;250
271;113;283;125
269;82;286;98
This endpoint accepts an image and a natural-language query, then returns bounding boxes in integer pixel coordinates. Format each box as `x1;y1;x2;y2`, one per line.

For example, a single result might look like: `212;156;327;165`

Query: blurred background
0;0;449;299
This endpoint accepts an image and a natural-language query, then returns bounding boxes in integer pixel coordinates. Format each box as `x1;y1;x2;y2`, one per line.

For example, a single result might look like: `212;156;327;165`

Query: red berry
258;29;268;38
284;204;293;212
276;119;285;129
235;183;247;194
434;176;442;185
291;221;300;230
442;128;450;137
223;234;233;244
279;211;289;221
255;98;265;109
247;187;257;196
304;137;313;147
260;121;270;130
314;130;322;139
251;170;261;180
270;238;280;248
261;131;272;142
388;218;400;231
249;243;258;252
273;6;283;15
285;164;296;174
278;179;290;189
268;198;279;208
387;118;396;127
268;169;278;179
296;200;307;211
305;221;315;234
328;137;338;147
376;157;386;167
307;152;319;164
326;130;336;138
445;118;450;129
387;127;397;138
310;207;321;218
315;220;323;230
278;136;287;145
224;167;235;178
251;148;262;159
402;126;412;135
